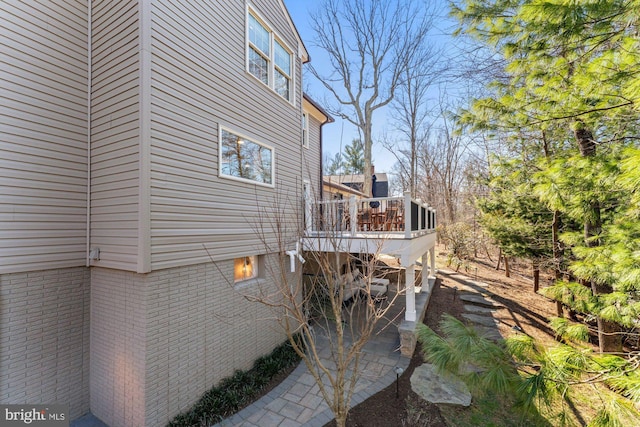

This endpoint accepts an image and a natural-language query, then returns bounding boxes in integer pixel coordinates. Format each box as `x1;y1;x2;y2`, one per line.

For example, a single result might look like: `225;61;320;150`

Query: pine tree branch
529;100;634;125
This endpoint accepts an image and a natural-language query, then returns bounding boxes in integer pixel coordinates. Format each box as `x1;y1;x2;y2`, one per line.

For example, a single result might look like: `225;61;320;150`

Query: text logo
0;405;68;427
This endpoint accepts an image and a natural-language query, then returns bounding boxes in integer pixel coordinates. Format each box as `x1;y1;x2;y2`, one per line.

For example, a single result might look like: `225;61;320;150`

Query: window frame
246;7;294;103
234;255;258;283
218;125;275;188
302;112;309;148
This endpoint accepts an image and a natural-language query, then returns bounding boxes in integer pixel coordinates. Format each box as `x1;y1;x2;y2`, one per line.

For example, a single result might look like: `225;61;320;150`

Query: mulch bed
324;277;465;427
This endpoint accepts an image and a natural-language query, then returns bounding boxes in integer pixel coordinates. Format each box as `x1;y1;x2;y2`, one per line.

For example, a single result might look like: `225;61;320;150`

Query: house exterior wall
0;1;89;274
90;267;147;427
2;1;314;424
90;257;288;426
1;0;309;274
302;113;323;200
0;267;90;419
148;0;305;270
89;0;142;272
145;256;288;424
0;1;91;419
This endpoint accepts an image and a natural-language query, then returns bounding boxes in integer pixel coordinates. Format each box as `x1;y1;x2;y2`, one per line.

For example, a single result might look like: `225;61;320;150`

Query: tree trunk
445;189;456;224
362;112;373;198
495;247;502;270
552;210;564;317
532;260;540;293
485;245;493;262
556;301;564;318
575;123;621;353
504;256;510;278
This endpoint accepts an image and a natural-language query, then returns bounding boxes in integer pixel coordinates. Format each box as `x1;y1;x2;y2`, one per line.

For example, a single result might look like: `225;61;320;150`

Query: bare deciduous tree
211;189;403;427
419;95;475;225
310;0;438;197
384;41;442;198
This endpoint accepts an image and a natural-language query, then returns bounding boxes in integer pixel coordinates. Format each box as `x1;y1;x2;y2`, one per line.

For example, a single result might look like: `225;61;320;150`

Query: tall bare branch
310;0;439;196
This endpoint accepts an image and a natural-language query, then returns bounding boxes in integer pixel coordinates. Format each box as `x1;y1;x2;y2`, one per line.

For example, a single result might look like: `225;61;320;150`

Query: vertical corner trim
137;0;152;273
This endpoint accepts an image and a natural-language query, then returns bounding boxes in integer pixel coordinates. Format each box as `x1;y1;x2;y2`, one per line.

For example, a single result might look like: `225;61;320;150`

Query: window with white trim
220;127;273;186
247;10;293;102
302;112;309;148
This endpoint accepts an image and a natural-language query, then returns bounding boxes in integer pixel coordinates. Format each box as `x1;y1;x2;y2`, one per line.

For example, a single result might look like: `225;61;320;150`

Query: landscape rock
410;364;472;406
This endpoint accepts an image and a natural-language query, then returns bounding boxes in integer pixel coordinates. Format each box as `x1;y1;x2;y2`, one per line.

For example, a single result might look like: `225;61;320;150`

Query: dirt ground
325;250;564;427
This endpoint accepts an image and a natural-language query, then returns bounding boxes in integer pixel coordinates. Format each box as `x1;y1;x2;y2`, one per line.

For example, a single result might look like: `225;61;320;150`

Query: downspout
85;0;92;267
82;0;92;405
317;107;333;201
319;119;324;202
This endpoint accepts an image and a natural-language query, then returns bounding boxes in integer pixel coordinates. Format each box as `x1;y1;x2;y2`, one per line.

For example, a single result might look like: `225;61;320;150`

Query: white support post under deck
422;252;429;289
430;246;436;277
405;264;416;321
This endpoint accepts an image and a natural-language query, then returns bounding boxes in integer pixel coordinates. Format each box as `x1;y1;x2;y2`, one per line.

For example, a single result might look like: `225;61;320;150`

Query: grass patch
167;336;303;426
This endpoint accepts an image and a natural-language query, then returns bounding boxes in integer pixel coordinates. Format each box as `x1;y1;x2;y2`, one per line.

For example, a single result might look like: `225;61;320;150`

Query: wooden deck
306;192;436;239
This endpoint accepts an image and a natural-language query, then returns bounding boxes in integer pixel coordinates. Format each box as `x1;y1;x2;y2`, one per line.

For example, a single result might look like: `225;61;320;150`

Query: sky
282;0;458;175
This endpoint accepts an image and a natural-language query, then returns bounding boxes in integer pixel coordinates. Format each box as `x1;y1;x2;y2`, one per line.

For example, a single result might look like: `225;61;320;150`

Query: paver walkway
215;292;410;427
72;313;409;427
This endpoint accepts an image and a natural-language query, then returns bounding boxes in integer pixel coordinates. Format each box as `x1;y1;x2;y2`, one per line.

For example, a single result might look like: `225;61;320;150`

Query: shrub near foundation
167;337;303;426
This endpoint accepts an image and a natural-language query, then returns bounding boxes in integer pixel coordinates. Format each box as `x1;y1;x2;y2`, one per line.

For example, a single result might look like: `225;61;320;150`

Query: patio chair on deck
384;207;398;231
358;210;372;231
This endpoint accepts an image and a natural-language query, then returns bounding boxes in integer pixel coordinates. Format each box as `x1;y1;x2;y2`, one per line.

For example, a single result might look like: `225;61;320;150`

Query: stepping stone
467;280;489;288
464;304;497;314
462;313;499;328
475;326;503;341
459;294;503;308
411;364;471;406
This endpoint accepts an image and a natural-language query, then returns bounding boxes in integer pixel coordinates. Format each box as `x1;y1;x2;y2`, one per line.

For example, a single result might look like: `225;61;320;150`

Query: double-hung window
247;10;293;102
220;127;274;186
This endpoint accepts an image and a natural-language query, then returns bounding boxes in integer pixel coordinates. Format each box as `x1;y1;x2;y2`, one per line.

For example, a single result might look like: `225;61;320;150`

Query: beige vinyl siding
0;1;88;274
89;0;141;271
149;0;305;269
302;113;323;201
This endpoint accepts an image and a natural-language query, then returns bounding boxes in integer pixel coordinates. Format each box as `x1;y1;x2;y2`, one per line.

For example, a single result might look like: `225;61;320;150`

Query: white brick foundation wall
0;267;91;419
91;256;291;426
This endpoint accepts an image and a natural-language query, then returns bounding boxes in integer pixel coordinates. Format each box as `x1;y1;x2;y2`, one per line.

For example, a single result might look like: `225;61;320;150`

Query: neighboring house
324;170;389;198
323;177;368;200
1;1;328;426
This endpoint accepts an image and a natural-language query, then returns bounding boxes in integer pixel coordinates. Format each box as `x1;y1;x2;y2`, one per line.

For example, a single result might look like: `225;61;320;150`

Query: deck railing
305;191;436;238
